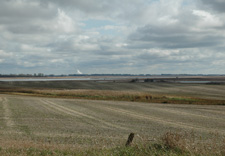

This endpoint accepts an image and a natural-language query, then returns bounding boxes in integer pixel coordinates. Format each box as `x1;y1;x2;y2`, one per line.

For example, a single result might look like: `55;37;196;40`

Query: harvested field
1;80;225;155
1;80;225;100
0;94;225;155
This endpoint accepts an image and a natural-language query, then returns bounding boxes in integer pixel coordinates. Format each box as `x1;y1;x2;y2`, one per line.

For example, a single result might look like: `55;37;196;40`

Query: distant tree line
0;73;153;77
0;73;223;77
0;73;45;77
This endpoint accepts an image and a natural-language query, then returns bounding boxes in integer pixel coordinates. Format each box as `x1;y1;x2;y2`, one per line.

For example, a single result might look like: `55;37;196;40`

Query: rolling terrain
0;79;225;155
1;80;225;100
0;94;225;155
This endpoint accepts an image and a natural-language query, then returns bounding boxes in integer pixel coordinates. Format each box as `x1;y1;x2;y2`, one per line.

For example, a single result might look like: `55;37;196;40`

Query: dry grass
1;88;225;105
162;131;225;156
2;80;225;100
0;131;224;156
1;82;225;156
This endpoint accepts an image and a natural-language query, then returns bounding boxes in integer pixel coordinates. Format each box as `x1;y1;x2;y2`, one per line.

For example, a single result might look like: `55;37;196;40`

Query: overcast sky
0;0;225;75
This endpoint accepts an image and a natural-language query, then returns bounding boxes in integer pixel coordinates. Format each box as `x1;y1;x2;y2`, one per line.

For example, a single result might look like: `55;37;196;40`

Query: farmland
0;80;225;155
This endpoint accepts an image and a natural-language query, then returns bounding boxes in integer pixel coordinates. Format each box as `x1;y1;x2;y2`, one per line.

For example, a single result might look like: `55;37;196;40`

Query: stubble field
0;80;225;155
0;93;225;155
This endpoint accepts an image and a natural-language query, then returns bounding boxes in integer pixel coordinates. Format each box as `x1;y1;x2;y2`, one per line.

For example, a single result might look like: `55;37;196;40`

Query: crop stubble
0;94;225;149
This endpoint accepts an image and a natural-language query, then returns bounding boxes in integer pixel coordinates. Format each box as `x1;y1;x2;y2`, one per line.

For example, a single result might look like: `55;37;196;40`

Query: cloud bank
0;0;225;74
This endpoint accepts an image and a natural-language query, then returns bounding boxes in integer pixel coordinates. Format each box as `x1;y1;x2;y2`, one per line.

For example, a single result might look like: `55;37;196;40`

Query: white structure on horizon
77;69;82;74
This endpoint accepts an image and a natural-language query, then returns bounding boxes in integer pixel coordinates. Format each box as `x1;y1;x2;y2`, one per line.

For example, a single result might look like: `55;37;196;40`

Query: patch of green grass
19;125;32;136
167;97;197;102
0;144;190;156
0;143;205;156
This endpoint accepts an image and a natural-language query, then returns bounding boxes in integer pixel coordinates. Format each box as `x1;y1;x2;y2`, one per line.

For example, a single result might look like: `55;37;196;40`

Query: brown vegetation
162;131;225;156
1;80;225;155
1;87;225;105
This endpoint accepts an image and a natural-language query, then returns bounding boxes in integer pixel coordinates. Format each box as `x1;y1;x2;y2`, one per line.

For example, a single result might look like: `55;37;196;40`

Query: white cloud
50;59;64;63
0;0;225;74
0;50;13;57
55;9;76;33
193;10;223;28
115;43;128;48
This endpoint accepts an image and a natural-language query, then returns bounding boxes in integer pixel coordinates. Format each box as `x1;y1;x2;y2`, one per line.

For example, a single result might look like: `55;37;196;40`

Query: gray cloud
129;6;225;49
0;1;56;23
199;0;225;13
41;0;146;18
0;0;225;74
129;24;224;49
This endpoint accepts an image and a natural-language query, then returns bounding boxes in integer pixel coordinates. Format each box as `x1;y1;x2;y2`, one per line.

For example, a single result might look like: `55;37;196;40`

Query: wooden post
125;133;135;147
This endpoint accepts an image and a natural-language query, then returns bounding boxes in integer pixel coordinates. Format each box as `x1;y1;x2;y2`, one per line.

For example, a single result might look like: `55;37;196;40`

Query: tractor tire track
40;99;128;130
196;108;225;116
91;102;225;135
2;97;15;128
98;100;223;121
137;104;224;121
